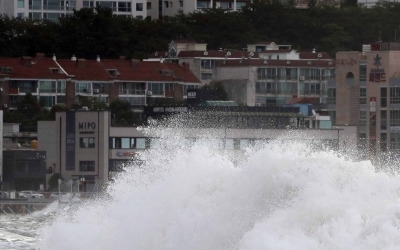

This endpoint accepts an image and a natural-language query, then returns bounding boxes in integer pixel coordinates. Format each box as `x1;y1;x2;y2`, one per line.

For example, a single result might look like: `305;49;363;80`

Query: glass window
80;137;95;148
121;138;134;149
381;87;387;108
390;87;400;104
118;2;131;12
136;138;146;149
360;88;366;104
239;139;250;150
136;3;143;11
39;80;56;93
225;139;235;150
148;82;164;95
29;0;42;10
359;64;367;81
83;1;94;7
79;161;95;171
18;0;25;8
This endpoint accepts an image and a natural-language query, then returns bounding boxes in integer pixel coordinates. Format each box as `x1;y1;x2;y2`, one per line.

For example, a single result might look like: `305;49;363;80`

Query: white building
0;0;147;21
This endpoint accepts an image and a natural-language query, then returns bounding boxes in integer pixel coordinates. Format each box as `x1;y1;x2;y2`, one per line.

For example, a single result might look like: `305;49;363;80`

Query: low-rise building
0;55;201;112
35;109;355;191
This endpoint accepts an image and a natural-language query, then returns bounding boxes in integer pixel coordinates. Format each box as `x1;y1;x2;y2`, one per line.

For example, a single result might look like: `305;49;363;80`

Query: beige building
336;42;400;164
36;109;356;190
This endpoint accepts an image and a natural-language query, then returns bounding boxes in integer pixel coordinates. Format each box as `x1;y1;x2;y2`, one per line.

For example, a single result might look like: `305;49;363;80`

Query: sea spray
37;133;400;250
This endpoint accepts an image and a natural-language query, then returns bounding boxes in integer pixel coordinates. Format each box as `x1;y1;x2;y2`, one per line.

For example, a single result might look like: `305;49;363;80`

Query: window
29;12;41;20
29;0;42;10
360;88;366;104
239;139;250;150
136;138;146;149
390;87;400;104
110;137;135;149
197;1;209;8
359;64;367;81
257;68;276;80
18;0;25;8
83;1;94;7
80;137;95;148
118;2;131;12
201;73;212;80
381;110;387;130
44;0;62;10
390;110;400;127
359;110;366;126
381;87;387;108
256;82;277;94
136;3;143;11
96;1;117;11
200;59;216;69
225;139;235;150
148;82;164;95
328;88;336;104
79;161;95;172
165;83;174;91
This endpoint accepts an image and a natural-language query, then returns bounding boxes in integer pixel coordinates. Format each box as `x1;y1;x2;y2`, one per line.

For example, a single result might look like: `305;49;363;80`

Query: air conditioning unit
147;91;152;96
93;88;99;93
299;76;305;81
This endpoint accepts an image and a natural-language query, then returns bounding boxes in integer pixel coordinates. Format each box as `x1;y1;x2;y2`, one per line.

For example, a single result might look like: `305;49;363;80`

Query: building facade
336;42;400;164
214;51;336;111
36;109;356;190
0;55;200;112
0;0;147;21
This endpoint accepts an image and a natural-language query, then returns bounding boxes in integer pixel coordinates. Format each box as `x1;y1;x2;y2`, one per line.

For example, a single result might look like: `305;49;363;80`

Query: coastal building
336;42;400;164
2;150;46;191
0;55;201;112
213;50;336;115
35;108;356;191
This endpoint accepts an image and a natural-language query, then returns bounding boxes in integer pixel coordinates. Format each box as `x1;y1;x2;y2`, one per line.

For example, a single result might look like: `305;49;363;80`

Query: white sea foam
36;131;400;250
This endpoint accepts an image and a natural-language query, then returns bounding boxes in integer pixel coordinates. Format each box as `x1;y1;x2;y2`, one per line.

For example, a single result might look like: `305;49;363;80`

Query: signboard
369;97;376;112
369;54;386;82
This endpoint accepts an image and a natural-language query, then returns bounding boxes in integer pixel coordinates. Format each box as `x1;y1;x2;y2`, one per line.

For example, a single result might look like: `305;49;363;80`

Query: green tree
109;99;140;126
48;173;64;191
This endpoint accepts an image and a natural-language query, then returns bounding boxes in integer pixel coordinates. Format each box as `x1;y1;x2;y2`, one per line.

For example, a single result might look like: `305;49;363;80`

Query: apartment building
0;0;147;21
0;54;201;112
335;42;400;164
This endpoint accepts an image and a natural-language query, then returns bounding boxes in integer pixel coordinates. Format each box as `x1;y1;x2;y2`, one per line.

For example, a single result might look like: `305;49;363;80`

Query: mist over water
37;127;400;250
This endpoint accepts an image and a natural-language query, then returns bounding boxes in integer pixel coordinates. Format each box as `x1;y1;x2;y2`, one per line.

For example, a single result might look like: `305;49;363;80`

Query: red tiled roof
0;57;200;84
0;57;68;79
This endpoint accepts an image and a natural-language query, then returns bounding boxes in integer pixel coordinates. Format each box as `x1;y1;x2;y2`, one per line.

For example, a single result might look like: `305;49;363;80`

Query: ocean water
2;132;400;250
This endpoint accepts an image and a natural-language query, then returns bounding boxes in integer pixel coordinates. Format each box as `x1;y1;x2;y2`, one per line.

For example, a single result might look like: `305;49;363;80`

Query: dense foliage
1;2;400;59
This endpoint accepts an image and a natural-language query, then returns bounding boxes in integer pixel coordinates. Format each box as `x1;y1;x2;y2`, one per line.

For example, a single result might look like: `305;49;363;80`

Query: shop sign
116;151;136;157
